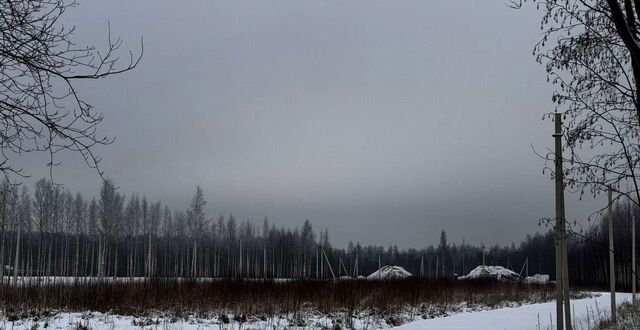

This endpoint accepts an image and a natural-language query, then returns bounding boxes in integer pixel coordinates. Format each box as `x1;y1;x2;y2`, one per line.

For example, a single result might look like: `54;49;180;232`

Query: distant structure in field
367;265;412;280
524;274;550;284
457;265;520;282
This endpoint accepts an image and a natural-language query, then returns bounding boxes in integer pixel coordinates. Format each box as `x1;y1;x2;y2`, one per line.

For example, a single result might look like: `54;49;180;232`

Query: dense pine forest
0;178;635;288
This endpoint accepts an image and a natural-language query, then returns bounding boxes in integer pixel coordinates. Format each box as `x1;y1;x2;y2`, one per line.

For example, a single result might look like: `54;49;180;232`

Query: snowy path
397;292;632;330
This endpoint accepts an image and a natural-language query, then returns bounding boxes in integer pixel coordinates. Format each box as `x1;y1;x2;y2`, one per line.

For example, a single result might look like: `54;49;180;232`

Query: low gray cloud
13;0;601;248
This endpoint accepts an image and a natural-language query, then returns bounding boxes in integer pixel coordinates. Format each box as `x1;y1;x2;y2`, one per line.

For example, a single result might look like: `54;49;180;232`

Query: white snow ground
397;292;631;330
0;292;629;329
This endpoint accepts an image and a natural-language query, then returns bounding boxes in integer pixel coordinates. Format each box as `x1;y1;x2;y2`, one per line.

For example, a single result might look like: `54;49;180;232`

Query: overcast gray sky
14;0;602;248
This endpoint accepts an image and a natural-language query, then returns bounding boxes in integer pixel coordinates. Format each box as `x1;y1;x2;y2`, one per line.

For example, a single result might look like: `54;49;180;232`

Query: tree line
0;178;634;288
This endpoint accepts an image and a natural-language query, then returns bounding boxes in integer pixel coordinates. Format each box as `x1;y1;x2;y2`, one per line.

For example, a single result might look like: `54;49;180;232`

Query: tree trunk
12;226;20;285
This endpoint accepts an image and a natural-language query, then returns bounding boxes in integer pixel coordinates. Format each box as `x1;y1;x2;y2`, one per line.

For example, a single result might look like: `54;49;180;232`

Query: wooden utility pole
562;228;571;330
608;188;616;322
322;249;336;280
340;258;349;277
553;113;563;330
553;113;571;330
633;209;637;306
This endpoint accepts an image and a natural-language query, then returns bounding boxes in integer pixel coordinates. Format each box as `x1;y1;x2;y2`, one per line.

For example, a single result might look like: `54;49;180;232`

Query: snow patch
367;265;412;280
397;292;630;330
524;274;550;284
457;265;520;282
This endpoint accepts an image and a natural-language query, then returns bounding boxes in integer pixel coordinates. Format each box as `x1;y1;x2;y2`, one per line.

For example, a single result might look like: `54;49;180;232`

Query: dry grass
595;302;640;329
0;278;555;319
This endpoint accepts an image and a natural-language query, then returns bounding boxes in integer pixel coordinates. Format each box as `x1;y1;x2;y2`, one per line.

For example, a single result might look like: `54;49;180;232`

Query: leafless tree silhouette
515;1;640;211
0;0;142;181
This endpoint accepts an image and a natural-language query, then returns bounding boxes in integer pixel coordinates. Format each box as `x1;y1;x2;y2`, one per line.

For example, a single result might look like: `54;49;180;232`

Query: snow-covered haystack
367;265;412;280
524;274;550;284
457;265;520;282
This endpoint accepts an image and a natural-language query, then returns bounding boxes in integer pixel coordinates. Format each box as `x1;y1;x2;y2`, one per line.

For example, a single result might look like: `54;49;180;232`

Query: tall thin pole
320;247;323;279
322;249;336;280
608;188;616;322
562;214;571;330
633;209;637;306
553;113;565;330
560;193;571;325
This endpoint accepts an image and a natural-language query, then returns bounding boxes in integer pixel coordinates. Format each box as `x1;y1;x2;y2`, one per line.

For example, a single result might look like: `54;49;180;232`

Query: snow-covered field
398;292;631;330
0;292;628;329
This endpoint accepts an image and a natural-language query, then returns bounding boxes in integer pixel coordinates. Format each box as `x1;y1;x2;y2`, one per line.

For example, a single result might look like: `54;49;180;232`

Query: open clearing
0;282;622;329
398;292;631;330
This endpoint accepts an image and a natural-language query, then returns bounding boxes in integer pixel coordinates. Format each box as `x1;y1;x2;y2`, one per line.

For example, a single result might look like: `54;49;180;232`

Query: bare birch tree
0;0;142;180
